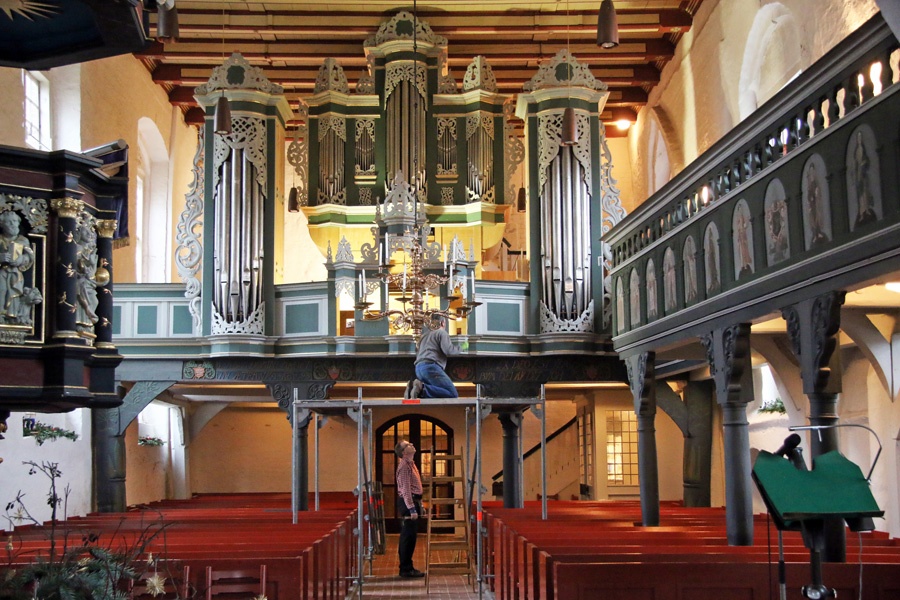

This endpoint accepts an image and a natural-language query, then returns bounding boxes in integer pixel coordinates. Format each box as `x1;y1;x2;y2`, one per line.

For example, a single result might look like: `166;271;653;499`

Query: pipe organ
516;50;626;333
194;53;293;339
300;12;515;212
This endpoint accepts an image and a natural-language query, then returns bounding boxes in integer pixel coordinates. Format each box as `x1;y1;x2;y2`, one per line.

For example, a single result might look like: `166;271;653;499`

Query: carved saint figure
74;219;100;335
0;211;35;324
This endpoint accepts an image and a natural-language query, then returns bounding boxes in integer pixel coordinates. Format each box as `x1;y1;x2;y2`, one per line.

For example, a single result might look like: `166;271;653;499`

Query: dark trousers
397;495;422;573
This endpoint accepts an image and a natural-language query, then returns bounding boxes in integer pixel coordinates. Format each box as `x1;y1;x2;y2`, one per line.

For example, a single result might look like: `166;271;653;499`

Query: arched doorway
376;414;453;532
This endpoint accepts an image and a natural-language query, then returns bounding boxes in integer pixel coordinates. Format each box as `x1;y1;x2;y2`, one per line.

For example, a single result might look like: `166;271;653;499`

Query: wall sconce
22;413;36;437
597;0;619;49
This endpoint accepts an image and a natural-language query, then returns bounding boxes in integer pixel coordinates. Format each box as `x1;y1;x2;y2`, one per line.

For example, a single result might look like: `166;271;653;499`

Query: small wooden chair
131;565;191;599
205;565;267;599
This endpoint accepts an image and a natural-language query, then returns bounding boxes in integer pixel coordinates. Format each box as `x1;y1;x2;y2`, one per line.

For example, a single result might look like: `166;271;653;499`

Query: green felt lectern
753;448;883;599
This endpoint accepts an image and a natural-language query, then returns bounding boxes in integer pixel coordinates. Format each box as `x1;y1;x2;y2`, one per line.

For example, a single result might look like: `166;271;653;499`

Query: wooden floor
351;534;494;599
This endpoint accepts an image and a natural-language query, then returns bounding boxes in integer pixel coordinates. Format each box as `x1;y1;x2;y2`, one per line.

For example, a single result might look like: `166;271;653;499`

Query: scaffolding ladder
424;451;473;592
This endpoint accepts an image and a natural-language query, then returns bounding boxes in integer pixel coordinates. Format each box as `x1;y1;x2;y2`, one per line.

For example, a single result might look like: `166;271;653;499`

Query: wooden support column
782;290;846;562
93;380;175;512
499;411;524;508
271;381;333;512
626;352;659;527
701;323;754;546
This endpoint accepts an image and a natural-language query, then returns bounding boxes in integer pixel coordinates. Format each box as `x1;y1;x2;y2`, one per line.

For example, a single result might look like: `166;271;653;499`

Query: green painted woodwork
136;305;158;335
111;305;122;336
172;305;193;335
285;303;320;334
486;302;520;332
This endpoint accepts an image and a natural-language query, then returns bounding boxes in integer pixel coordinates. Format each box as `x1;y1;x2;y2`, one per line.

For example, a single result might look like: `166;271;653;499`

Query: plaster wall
627;0;880;205
0;410;93;528
185;399;575;503
124;420;169;506
78;54;197;284
0;68;25;146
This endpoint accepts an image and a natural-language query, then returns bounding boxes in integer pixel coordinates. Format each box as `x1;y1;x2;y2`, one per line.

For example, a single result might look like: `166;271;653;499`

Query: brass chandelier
354;217;479;341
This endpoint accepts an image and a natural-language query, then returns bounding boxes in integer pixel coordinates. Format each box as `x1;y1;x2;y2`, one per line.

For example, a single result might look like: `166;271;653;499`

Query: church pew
484;510;900;600
553;561;900;600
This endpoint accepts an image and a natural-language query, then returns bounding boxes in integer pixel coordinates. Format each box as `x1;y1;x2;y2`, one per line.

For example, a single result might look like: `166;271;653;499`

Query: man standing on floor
406;314;467;399
395;439;425;577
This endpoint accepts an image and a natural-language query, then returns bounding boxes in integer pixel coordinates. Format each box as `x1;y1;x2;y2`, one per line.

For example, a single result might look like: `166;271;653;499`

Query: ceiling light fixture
597;0;619;49
560;0;578;146
156;0;179;40
213;6;231;136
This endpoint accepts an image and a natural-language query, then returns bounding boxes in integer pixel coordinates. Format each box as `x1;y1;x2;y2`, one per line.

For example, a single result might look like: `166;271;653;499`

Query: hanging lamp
157;1;179;39
288;187;300;213
213;7;231;136
516;186;527;213
214;93;231;136
560;0;578;146
597;0;619;49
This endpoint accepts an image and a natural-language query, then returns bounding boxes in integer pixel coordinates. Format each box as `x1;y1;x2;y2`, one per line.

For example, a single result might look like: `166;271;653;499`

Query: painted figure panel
629;268;641;328
683;236;698;305
801;155;832;249
732;199;755;280
846;125;882;231
616;277;626;333
703;223;721;295
764;178;790;266
663;247;677;314
646;258;658;322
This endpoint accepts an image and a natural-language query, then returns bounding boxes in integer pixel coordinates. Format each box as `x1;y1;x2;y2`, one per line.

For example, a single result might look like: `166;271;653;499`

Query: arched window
739;4;805;120
136;118;171;283
646;112;671;196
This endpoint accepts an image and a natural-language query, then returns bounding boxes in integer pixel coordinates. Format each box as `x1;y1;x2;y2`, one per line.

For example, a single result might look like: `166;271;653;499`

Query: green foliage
137;436;165;447
759;397;787;414
27;423;78;446
1;462;173;600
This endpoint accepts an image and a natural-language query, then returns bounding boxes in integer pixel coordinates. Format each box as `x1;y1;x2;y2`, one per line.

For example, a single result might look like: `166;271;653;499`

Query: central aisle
351;534;493;599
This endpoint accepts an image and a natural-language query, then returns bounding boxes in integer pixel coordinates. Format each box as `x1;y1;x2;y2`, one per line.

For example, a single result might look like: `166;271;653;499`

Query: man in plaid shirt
395;439;425;577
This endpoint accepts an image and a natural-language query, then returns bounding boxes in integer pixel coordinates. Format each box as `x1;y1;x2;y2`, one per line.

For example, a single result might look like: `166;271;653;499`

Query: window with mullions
24;71;51;151
606;410;638;486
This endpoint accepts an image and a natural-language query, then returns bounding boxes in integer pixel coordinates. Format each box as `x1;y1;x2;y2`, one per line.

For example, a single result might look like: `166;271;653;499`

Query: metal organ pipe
541;139;592;322
212;138;265;327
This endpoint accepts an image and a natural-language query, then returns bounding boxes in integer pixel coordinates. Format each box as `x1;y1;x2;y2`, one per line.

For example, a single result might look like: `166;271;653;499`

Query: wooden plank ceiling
140;1;703;135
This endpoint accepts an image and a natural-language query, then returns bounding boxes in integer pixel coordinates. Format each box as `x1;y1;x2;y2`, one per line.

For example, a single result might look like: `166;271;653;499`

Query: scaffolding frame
290;384;548;599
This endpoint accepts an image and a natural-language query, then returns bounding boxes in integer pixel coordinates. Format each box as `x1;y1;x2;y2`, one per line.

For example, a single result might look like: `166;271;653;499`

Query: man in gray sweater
406;315;466;398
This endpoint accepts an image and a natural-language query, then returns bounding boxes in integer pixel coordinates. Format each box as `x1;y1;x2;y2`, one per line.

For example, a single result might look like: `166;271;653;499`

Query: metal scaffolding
290;385;547;599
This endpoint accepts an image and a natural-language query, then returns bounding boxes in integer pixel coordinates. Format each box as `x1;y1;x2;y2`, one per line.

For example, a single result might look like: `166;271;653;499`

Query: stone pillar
701;323;754;546
499;411;523;508
782;291;846;561
626;352;659;526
